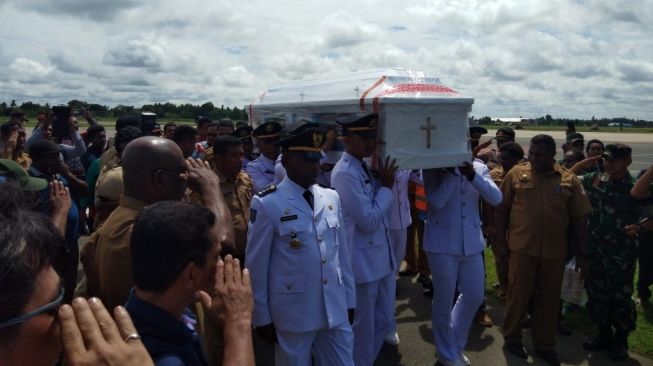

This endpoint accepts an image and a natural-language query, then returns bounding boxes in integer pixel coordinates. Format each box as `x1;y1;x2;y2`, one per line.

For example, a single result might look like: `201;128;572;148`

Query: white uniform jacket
245;154;277;193
246;177;355;333
422;160;502;256
331;152;395;284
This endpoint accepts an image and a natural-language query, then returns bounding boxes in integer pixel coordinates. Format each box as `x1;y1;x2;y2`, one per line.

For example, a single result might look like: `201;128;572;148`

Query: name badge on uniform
281;214;298;222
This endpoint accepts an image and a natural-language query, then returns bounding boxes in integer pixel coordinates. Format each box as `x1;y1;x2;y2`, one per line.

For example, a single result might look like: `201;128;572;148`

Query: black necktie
303;190;314;210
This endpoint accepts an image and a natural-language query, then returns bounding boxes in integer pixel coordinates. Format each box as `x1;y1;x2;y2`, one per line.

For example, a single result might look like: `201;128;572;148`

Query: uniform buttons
368;241;373;245
286;284;293;290
462;215;466;219
318;237;323;242
462;203;466;207
322;258;326;264
323;279;328;284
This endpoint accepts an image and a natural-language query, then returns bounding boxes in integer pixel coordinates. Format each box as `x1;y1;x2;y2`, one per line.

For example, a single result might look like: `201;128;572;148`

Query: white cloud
0;0;651;119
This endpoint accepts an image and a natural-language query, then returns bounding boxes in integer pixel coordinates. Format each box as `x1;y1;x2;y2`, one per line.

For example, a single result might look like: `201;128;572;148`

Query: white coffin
246;68;474;169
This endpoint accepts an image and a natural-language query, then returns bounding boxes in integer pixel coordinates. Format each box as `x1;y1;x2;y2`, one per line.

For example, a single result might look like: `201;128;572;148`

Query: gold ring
123;333;140;342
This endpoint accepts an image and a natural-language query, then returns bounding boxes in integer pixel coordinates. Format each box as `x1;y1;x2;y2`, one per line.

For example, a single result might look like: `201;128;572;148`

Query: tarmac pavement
252;271;653;365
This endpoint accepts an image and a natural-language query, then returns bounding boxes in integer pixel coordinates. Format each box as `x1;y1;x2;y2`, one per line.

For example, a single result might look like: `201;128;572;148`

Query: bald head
121;136;187;203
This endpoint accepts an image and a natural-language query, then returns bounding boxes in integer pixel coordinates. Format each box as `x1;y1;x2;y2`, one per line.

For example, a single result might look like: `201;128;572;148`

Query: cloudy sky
0;0;651;119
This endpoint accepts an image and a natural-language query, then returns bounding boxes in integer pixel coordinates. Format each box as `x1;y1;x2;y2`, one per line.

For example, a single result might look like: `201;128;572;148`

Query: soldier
570;144;641;361
330;113;398;366
245;122;282;193
246;127;355;365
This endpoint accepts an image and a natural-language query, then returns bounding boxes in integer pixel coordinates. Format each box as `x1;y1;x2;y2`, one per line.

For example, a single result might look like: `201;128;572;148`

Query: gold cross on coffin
420;117;437;149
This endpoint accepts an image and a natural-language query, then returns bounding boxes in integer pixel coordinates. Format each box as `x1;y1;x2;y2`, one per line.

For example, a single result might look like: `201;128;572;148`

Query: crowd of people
0;108;652;366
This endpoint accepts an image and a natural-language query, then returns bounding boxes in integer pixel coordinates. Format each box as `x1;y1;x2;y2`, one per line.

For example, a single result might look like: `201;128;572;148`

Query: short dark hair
565;150;585;162
115;114;141;131
114;126;142;154
585;139;604;152
86;125;105;141
131;201;216;293
195;116;213;128
0;122;20;138
0;184;64;326
163;122;177;131
530;134;556;152
172;125;197;144
213;135;242;155
499;142;524;159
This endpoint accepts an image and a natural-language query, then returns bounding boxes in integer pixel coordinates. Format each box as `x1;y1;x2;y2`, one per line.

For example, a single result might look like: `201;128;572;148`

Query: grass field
487;126;653;133
483;248;653;357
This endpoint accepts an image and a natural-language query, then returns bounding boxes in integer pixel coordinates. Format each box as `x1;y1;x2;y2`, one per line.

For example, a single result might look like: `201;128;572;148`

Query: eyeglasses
0;287;64;329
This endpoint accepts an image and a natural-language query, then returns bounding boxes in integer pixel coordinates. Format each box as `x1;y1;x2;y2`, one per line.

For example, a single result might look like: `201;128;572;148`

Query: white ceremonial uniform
245;154;277;193
422;160;502;365
389;170;421;273
274;154;286;183
246;177;356;366
331;151;396;366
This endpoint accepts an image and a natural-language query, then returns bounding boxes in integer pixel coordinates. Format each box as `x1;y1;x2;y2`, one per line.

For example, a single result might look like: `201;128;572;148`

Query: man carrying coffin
331;113;398;366
422;151;502;366
246;127;356;365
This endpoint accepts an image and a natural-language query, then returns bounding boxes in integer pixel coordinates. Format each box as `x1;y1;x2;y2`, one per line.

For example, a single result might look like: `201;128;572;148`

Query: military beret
602;143;631;160
0;159;47;191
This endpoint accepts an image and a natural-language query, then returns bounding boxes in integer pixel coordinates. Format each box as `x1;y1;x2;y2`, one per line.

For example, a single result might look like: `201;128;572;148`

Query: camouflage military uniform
582;171;640;333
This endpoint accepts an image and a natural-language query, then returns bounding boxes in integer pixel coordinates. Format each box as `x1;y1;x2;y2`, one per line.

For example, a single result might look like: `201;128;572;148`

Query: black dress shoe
608;346;629;361
422;278;433;289
557;321;572;336
399;269;418;277
535;349;561;366
582;330;612;351
417;273;429;283
423;287;433;298
504;342;528;359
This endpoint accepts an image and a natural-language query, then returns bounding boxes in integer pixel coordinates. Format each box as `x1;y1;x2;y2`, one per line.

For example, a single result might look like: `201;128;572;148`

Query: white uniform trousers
426;252;484;363
275;321;354;366
352;272;396;366
388;228;407;334
389;228;408;274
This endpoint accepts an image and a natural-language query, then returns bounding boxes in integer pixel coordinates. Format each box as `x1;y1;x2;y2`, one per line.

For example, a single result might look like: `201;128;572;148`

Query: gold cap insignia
313;132;324;148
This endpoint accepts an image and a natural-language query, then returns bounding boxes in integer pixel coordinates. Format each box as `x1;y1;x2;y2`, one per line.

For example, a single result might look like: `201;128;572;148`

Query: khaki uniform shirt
490;165;506;186
98;146;120;174
500;162;593;259
217;169;253;257
81;195;148;310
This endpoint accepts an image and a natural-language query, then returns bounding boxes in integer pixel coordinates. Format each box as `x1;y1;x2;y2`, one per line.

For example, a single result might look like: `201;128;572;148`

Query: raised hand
59;298;154;366
378;156;398;188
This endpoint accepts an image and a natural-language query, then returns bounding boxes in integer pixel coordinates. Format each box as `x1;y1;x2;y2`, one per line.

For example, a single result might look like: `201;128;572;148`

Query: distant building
491;117;534;126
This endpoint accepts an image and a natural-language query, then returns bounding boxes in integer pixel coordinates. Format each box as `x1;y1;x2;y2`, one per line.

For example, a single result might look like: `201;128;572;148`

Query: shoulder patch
318;183;335;190
256;184;277;197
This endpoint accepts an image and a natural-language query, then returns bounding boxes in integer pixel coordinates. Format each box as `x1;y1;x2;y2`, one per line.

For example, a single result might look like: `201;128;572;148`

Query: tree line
474;115;653;127
0;100;248;121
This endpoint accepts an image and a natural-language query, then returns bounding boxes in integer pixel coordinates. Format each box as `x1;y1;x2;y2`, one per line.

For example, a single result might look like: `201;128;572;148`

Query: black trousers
638;232;653;299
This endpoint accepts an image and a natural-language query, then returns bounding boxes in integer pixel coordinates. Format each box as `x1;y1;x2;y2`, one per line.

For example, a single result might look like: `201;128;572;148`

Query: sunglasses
0;287;64;329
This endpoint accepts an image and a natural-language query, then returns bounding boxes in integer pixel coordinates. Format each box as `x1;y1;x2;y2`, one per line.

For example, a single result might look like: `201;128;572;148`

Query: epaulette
256;184;277;197
318;183;335;190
